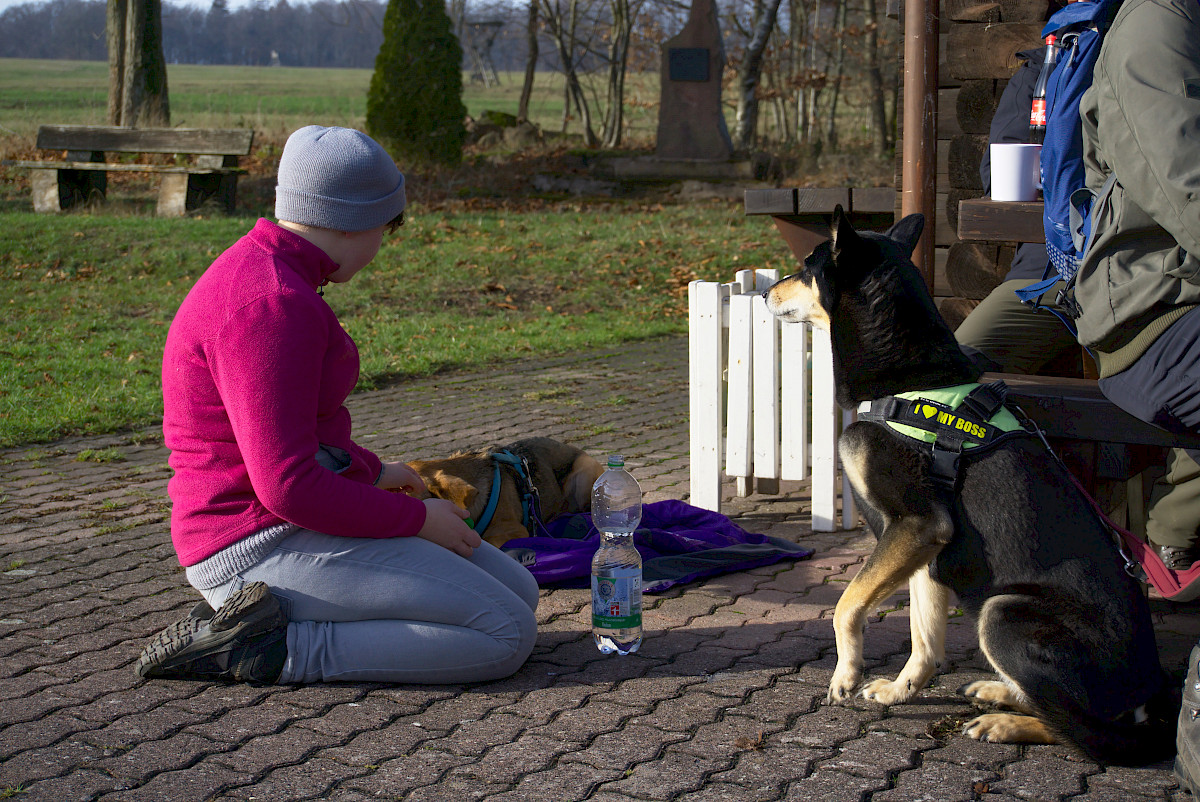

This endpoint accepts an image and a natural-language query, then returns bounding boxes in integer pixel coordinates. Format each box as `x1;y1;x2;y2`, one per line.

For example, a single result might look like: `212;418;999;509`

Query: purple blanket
501;499;812;593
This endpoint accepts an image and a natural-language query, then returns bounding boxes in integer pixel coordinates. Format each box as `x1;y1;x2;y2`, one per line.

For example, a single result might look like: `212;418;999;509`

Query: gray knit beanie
275;126;406;232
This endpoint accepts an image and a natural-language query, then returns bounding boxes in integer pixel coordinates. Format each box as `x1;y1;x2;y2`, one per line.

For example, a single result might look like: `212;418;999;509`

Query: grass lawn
0;203;794;447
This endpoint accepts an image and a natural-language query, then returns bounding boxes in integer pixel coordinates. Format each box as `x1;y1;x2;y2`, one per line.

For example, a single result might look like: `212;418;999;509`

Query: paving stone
93;732;228;783
988;753;1093;799
222;756;369;801
874;757;1000;801
780;768;892;800
595;750;732;798
5;768;123;802
97;762;255;802
488;760;622;802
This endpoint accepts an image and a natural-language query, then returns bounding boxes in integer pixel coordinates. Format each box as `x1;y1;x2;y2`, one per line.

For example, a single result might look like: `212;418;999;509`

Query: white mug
990;143;1042;202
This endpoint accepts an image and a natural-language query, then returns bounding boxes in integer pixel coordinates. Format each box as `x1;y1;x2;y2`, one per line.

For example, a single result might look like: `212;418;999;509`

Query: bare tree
540;0;598;145
518;0;539;120
599;0;637;146
732;0;784;149
107;0;170;126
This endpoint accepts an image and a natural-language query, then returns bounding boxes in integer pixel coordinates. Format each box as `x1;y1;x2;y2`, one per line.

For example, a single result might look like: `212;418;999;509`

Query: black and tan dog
763;207;1176;764
408;437;603;548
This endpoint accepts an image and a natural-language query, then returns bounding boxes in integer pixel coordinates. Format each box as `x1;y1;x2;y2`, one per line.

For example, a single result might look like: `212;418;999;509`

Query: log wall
898;0;1046;326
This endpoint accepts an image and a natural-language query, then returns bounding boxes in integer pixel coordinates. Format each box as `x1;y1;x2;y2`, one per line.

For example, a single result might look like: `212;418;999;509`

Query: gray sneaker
1177;644;1200;794
135;582;287;684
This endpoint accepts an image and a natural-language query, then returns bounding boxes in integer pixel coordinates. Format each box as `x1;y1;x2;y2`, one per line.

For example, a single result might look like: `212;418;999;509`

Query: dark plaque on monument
668;48;710;82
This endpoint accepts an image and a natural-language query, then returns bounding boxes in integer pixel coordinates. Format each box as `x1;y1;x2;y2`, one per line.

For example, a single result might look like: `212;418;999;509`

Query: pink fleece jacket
162;219;426;567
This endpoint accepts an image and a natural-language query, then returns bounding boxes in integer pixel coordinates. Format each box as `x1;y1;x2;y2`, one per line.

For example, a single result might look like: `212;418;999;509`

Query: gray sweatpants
195;529;540;684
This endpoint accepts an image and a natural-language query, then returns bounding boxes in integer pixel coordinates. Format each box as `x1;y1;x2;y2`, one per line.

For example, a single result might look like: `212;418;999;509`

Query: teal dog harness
473;449;543;537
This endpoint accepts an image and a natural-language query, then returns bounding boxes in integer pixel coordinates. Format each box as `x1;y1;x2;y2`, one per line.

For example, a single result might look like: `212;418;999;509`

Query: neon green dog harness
858;380;1029;487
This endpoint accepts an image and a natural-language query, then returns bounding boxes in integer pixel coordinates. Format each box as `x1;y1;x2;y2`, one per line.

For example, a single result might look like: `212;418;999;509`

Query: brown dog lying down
408;437;604;547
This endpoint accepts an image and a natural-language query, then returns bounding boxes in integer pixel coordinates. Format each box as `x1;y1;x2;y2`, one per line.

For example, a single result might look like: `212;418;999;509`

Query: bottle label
591;570;642;628
1030;98;1047;128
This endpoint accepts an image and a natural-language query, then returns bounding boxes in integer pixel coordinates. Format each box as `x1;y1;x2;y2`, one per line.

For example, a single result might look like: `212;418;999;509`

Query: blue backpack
1015;0;1124;311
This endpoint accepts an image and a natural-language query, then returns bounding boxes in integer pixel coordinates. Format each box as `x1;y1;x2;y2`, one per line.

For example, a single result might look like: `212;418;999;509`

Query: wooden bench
988;374;1200;535
744;187;896;263
6;125;254;217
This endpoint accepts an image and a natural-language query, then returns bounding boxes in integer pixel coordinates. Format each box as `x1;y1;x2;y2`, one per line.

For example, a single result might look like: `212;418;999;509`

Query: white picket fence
687;269;856;532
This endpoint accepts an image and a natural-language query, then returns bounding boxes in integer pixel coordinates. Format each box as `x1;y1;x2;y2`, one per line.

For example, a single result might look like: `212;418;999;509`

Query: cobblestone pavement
3;336;1199;801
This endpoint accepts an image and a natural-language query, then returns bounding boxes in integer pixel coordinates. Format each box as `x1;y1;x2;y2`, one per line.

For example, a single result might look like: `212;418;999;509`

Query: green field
0;58;663;148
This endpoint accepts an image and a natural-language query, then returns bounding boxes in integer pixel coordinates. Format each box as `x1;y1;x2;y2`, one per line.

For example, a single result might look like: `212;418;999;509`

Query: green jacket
1072;0;1200;376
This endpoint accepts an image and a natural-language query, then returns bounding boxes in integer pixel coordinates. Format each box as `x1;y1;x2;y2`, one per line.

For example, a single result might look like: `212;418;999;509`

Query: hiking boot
1156;541;1200;571
135;582;287;684
188;598;215;620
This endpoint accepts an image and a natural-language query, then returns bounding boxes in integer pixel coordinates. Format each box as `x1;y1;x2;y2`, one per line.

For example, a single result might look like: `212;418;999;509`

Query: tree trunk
733;0;784;150
107;0;170;127
600;0;633;147
518;0;539;121
823;0;847;149
864;0;890;155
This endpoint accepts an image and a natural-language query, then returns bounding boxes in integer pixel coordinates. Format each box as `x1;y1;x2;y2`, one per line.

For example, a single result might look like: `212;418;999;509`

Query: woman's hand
376;461;427;494
417;498;482;557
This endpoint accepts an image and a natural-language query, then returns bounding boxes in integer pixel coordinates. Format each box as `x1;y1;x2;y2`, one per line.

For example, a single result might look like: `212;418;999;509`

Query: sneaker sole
136;582;285;678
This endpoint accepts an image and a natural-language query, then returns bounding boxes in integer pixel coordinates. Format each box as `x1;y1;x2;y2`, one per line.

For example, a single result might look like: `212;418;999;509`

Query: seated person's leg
955;279;1076;375
1099;307;1200;569
1146;449;1200;569
247;531;539;684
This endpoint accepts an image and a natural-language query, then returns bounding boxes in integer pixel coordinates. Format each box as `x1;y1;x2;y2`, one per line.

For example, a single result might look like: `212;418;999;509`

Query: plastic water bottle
591;455;643;655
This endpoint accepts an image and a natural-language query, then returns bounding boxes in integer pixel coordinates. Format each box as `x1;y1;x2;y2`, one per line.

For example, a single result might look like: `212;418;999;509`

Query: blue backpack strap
1038;0;1124;283
1014;274;1063;305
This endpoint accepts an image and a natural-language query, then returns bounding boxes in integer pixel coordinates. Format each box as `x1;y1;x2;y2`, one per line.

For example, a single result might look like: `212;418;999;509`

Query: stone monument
655;0;734;161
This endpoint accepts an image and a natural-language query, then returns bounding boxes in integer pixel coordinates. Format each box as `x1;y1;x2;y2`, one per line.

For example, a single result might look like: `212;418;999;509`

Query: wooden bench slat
35;125;254;156
986;372;1200;449
958;197;1045;243
7;160;246;175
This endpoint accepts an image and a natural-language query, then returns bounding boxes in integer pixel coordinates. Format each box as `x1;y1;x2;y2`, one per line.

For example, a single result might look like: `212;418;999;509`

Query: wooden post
902;0;939;291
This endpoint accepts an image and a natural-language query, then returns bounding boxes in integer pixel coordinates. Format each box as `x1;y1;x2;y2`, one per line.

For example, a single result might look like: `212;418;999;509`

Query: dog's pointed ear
829;205;861;256
886;213;925;258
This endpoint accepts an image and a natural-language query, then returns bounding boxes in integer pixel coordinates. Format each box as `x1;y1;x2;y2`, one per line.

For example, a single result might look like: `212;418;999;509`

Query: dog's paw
827;664;861;704
958;680;1018;707
962;712;1055;745
860;677;918;705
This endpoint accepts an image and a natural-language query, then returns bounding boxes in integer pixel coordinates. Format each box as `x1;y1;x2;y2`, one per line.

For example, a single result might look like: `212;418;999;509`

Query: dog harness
863;380;1200;599
472;449;544;537
857;380;1030;489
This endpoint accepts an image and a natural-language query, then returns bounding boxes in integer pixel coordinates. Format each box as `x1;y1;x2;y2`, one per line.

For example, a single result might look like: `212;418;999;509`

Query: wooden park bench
6;125;254;217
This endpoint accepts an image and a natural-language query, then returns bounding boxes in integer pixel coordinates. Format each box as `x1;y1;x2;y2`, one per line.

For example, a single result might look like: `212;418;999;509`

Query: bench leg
157;173;238;217
30;169;106;212
156;174;188;217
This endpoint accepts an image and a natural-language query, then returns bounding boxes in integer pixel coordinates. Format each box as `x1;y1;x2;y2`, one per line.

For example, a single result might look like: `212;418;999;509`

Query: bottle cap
607;455;625;467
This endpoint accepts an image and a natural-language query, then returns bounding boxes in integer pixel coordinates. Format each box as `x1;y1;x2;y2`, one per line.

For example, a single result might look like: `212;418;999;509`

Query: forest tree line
1;0;898;152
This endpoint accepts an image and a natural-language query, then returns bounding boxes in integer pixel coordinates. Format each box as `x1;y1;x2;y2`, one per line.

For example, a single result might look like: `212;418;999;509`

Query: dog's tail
1036;671;1179;766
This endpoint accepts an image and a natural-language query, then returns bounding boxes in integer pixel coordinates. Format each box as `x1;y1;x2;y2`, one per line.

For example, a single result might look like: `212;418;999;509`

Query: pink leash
1064;469;1200;602
1010;399;1200;602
